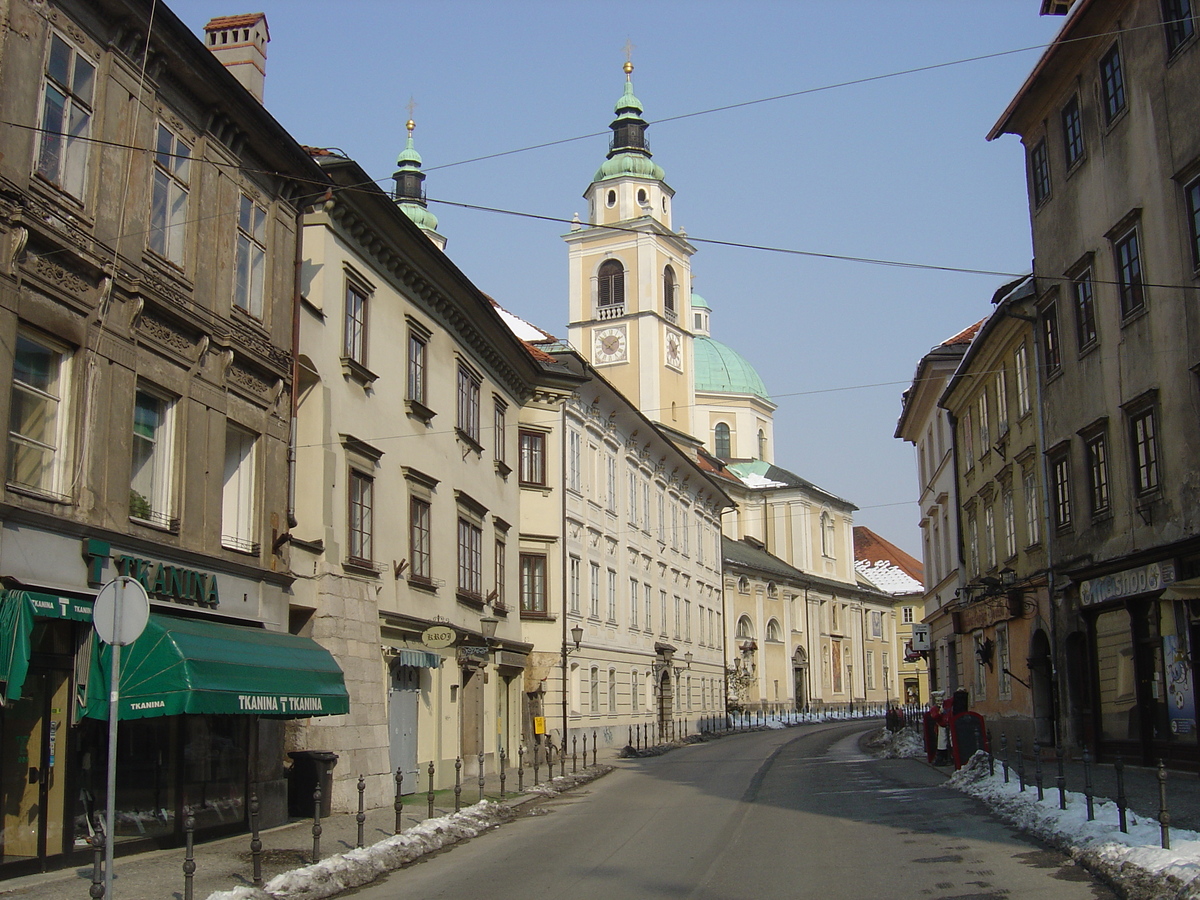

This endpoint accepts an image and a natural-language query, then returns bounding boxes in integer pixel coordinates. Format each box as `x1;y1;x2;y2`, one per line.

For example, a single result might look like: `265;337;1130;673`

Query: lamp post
883;664;890;710
847;664;853;715
560;623;583;756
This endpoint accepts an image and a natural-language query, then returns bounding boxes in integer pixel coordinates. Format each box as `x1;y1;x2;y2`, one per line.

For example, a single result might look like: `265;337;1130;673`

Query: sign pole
105;638;119;900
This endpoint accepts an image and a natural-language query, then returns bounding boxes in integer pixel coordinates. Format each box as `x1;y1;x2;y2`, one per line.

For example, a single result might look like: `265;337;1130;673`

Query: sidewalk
0;761;585;900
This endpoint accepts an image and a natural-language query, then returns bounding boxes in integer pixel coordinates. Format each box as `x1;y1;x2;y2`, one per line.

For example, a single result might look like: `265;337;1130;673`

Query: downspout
287;202;305;531
945;409;961;691
560;401;570;752
804;587;812;708
860;603;868;706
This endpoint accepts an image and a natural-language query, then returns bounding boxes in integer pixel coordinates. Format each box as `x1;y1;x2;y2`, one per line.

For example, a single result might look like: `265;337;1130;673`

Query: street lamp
561;623;583;755
480;612;498;640
847;664;853;715
883;664;890;710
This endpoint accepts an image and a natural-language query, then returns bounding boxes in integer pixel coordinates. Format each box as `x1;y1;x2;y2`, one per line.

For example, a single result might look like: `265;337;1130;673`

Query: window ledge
130;511;180;533
455;428;484;455
495;459;512;478
457;591;485;610
519;611;555;621
406;398;436;424
7;482;72;505
1120;305;1149;328
341;356;378;386
407;576;438;595
1078;340;1100;359
221;536;261;556
344;557;383;577
519;480;550;492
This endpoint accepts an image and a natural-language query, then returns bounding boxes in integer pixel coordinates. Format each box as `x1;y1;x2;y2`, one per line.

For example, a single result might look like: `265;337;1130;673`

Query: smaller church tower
565;61;697;438
393;118;446;251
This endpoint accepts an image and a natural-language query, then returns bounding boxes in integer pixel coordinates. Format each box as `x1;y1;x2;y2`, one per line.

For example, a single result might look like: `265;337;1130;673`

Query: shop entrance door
388;665;420;793
0;666;71;873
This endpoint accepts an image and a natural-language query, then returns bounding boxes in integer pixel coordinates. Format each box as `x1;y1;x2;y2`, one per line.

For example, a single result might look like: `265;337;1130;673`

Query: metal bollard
1055;745;1066;811
427;760;436;820
1016;737;1026;792
518;745;525;793
628;725;633;749
573;734;578;773
500;747;507;799
1034;739;1044;801
559;740;566;778
356;775;366;849
183;814;196;900
988;729;995;777
250;784;263;886
582;732;587;769
89;829;104;899
312;785;323;862
533;745;540;786
1001;733;1009;784
593;730;598;767
454;757;462;812
1083;747;1094;821
394;768;404;834
547;742;554;780
1158;760;1171;850
479;750;486;802
1116;754;1128;833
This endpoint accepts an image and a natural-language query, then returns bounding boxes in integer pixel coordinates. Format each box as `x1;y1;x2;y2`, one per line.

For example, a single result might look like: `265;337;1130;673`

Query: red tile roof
853;526;924;583
204;13;266;31
942;319;984;346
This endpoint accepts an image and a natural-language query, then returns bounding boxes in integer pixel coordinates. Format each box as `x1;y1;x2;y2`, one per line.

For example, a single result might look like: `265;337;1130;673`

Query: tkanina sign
82;539;220;608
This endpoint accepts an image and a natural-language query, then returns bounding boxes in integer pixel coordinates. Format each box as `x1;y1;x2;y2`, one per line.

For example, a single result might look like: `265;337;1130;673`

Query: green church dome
399;201;439;232
690;292;710;310
694;335;769;400
593;153;666;183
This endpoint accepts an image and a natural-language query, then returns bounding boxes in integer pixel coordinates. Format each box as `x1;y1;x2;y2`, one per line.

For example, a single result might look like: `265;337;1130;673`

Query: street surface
354;722;1115;900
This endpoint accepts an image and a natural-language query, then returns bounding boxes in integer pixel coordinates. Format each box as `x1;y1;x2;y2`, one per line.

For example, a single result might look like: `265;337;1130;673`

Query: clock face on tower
594;325;628;365
665;329;682;370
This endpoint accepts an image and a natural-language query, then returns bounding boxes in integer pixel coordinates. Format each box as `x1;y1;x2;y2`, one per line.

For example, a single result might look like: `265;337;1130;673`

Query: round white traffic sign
93;576;151;646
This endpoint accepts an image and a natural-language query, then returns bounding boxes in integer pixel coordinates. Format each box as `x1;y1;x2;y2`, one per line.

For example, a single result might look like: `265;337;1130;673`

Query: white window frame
8;331;72;499
221;423;257;552
130;385;176;527
235;194;267;317
348;469;374;563
36;31;95;199
149;123;190;267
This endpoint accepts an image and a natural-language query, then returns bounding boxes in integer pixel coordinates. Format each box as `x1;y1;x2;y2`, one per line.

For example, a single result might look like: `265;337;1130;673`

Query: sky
168;0;1068;558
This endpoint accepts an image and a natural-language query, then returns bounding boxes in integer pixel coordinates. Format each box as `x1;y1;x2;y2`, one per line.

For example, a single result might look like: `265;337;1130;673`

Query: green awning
84;614;350;720
395;649;442;668
0;590;35;703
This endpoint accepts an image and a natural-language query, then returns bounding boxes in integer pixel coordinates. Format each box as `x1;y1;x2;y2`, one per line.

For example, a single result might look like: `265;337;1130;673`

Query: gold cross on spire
405;96;418;132
622;38;635;77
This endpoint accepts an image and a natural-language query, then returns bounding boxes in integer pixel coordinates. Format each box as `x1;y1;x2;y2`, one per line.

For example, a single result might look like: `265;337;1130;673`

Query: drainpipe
560;401;570;752
287;203;306;531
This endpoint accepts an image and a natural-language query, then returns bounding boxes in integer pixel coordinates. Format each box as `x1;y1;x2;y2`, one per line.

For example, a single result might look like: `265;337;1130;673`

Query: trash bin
287;750;339;818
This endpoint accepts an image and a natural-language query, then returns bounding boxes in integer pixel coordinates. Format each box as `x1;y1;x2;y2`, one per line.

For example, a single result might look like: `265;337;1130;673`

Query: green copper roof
694;335;769;400
691;292;710;310
593;153;666;183
615;79;644;115
396;134;422;168
399;201;439;232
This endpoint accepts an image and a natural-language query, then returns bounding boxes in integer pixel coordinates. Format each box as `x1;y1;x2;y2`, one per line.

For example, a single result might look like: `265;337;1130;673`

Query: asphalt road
352;722;1116;900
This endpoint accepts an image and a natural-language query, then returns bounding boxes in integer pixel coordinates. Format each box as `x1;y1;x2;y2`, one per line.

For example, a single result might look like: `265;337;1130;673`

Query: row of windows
564;555;720;639
595;260;680;320
573;666;722;716
711;422;768;461
1047;400;1161;532
960;346;1033;470
1030;7;1196;209
37;32;269;317
963;469;1041;578
9;330;260;551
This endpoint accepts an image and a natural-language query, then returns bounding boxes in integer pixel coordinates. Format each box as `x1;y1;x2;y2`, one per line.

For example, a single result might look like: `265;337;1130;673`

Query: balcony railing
598;304;625;320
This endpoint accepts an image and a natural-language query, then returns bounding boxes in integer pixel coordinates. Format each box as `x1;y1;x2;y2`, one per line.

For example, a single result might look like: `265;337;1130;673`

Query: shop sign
457;645;490;664
1080;561;1176;608
83;539;220;608
421;625;456;649
911;623;931;651
27;592;92;621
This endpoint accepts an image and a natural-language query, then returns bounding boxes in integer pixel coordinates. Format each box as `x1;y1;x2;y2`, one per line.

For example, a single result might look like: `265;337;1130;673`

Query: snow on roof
855;559;923;595
739;471;790;489
488;299;556;343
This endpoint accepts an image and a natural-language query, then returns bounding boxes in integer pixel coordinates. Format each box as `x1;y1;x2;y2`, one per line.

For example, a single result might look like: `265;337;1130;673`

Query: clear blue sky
170;0;1065;557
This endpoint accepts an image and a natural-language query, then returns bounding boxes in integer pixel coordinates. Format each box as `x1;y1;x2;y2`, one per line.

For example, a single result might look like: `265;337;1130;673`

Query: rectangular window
149;124;190;266
660;590;667;636
1031;139;1051;206
657;492;666;542
8;333;69;497
456;364;481;443
567;429;581;492
902;606;914;625
457;518;483;598
997;623;1012;700
628;468;638;524
1073;269;1098;349
221;424;257;552
996;370;1009;437
645;583;653;632
235;195;267;317
606;454;617;511
685;599;692;642
1099;43;1126;123
407;332;427;403
984;506;997;569
973;632;988;702
1051;451;1073;531
696;516;704;564
348;470;373;563
674;595;681;639
670;502;679;548
1003;487;1016;560
36;32;95;199
1042;301;1062;373
1024;469;1041;546
977;392;990;455
520;554;547;614
1129;407;1160;496
495;539;506;610
518;430;545;485
589;562;600;618
866;650;875;690
343;281;368;365
630;578;639;628
1113;228;1145;318
569;555;581;614
1187;177;1200;271
1164;0;1196;54
130;387;175;526
642;478;651;530
493;400;507;467
1062;95;1084;168
966;511;978;577
1015;343;1031;417
962;408;974;468
607;569;617;622
1086;432;1111;516
409;497;431;582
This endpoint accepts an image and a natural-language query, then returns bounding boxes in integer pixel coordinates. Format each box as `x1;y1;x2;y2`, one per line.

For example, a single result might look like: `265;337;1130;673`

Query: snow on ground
949;750;1200;900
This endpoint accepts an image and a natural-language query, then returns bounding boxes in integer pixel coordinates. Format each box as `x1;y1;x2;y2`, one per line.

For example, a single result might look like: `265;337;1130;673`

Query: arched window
598;259;624;309
736;615;754;639
663;266;676;316
757;429;767;460
766;619;782;642
714;423;731;459
737;576;750;594
821;512;836;558
766;581;778;598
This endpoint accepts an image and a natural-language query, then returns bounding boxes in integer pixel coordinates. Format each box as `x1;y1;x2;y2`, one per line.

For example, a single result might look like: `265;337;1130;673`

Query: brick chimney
204;13;269;103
